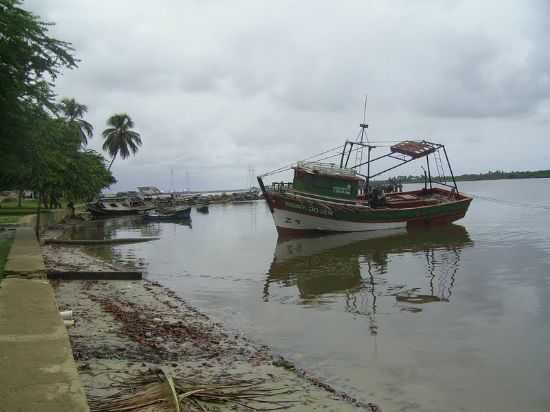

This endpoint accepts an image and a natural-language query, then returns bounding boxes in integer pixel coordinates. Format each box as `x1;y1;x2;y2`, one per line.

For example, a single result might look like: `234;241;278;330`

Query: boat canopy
390;141;438;159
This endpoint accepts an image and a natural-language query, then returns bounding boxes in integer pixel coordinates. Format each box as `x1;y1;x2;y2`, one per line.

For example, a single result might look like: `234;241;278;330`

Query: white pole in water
170;168;174;194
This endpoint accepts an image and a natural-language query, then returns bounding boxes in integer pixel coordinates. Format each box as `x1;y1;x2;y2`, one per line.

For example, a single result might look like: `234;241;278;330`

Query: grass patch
0;216;20;224
0;199;65;216
0;238;13;280
0;199;39;209
0;209;36;216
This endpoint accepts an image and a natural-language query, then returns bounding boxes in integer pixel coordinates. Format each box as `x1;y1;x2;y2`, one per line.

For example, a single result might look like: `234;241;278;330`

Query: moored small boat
144;206;191;221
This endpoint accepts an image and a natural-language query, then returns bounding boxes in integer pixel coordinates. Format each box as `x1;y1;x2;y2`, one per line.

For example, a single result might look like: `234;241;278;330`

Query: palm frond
118;141;131;159
127;139;139;155
102;128;117;138
60;97;89;121
79;119;93;137
127;130;142;144
88;368;298;412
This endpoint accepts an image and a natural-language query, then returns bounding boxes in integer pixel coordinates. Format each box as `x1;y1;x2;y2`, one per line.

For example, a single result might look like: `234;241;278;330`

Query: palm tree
59;97;93;145
102;113;142;170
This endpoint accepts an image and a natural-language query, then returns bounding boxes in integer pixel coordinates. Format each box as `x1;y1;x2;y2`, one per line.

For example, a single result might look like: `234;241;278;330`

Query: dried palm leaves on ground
89;368;299;412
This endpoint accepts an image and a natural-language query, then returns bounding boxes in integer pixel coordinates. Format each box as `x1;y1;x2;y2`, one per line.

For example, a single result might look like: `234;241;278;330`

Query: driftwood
47;270;142;280
44;237;159;245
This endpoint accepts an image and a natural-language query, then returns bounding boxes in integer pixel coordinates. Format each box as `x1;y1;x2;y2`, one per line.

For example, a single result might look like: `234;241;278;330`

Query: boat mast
339;96;376;195
360;95;368;143
357;95;369;168
358;96;374;195
340;96;369;166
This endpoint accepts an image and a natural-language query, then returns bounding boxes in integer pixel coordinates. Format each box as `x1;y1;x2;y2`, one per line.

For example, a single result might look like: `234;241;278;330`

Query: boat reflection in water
265;225;473;335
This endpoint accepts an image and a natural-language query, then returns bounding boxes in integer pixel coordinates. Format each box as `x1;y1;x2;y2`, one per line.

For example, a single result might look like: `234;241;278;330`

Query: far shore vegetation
389;169;550;184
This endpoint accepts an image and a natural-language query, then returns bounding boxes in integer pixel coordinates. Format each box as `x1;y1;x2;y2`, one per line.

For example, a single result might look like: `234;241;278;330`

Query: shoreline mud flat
42;226;379;411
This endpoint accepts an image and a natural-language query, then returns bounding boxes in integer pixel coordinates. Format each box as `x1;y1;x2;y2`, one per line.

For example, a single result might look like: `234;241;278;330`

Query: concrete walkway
0;227;89;412
4;227;45;277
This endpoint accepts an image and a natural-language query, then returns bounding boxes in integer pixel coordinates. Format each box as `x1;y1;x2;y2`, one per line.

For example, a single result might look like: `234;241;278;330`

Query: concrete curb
0;217;90;411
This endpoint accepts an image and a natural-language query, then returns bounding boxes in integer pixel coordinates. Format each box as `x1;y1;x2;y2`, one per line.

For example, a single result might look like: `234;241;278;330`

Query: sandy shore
42;226;379;411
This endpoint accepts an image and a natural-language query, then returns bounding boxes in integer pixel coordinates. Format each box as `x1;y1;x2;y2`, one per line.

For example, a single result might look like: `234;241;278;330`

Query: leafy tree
64;150;116;202
102;113;142;170
29;114;113;202
0;2;115;236
59;97;93;146
0;0;77;184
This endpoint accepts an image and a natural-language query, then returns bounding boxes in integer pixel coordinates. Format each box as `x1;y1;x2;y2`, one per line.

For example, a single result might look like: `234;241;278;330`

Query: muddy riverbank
42;224;378;411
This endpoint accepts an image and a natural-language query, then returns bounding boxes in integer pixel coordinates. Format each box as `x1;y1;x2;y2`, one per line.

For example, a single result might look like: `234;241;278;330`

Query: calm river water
71;179;550;412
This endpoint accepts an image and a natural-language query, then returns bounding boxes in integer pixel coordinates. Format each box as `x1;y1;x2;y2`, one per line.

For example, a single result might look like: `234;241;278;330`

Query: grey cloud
23;0;550;191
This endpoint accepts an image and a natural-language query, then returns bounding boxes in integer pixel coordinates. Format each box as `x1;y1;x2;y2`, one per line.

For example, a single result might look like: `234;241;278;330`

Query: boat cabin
292;162;364;201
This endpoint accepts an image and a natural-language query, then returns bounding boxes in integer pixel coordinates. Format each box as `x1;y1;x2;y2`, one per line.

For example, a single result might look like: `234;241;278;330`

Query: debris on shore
43;231;380;411
89;367;298;412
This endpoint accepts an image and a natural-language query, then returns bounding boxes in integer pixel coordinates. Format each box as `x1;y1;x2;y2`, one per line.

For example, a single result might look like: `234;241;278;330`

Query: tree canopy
0;1;114;203
0;0;76;144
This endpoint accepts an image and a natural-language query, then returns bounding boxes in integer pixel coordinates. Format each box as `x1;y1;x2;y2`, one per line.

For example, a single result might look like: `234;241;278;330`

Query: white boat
87;196;154;217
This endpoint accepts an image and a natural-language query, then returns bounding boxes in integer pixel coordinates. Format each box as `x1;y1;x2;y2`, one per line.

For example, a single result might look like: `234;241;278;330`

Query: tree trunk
35;192;42;240
17;189;22;207
108;152;118;171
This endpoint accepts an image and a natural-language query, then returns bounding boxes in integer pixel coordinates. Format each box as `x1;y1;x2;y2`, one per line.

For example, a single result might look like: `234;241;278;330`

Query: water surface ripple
72;179;550;412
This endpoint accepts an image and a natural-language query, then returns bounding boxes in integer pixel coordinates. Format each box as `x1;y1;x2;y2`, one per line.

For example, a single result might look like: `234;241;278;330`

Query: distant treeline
387;170;550;184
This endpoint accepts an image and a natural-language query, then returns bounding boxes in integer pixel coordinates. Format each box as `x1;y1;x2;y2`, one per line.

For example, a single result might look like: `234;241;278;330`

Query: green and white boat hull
266;188;472;234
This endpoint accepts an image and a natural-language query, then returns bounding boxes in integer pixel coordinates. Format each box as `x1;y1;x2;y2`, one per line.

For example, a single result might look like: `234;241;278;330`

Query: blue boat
143;206;191;221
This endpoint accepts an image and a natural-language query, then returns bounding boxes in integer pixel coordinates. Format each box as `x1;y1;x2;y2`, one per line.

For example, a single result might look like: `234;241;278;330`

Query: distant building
116;191;140;198
137;186;162;196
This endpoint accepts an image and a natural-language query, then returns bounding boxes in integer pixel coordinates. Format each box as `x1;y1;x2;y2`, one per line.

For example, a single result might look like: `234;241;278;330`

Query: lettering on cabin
333;184;352;195
285;201;334;217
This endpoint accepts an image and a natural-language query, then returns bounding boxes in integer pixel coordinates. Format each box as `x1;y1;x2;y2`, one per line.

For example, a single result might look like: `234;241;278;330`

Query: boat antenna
360;94;369;144
353;94;370;176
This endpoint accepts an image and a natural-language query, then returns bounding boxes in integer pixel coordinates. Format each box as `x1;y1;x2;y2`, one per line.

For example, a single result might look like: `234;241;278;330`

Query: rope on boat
471;194;550;211
260;144;364;177
260;143;346;177
259;139;413;178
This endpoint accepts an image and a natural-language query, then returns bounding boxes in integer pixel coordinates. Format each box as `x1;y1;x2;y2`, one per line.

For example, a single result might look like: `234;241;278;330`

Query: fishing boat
258;121;472;234
87;196;154;218
143;206;191;221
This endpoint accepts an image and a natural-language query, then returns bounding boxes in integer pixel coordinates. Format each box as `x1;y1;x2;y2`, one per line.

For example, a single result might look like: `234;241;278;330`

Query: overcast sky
26;0;550;191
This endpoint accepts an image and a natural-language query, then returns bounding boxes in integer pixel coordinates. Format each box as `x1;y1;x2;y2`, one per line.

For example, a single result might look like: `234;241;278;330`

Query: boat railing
269;182;293;192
